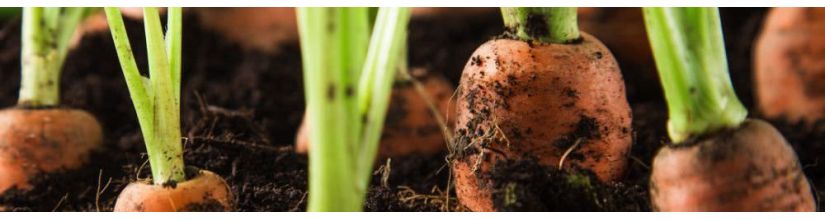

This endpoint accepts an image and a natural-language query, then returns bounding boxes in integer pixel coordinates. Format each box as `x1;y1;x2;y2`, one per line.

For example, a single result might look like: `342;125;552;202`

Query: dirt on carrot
452;31;633;211
650;119;815;211
1;8;822;212
114;168;232;211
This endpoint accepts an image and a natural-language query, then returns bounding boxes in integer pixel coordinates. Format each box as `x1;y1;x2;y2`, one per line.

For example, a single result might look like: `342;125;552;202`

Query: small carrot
0;7;102;195
114;169;232;211
452;7;633;211
105;7;232;211
643;7;815;211
754;7;825;123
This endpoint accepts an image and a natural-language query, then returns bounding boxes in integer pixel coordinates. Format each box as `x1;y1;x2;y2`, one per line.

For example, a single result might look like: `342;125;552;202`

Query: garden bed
0;8;822;212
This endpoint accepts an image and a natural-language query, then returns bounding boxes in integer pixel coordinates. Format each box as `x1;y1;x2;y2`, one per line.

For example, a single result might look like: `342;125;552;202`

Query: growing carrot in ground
297;7;410;211
105;7;232;212
452;7;632;211
0;7;102;195
644;7;815;211
754;7;825;123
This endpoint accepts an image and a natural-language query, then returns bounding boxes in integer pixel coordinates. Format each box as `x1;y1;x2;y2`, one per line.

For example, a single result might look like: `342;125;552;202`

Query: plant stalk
106;7;185;185
643;7;747;143
299;7;409;212
299;7;361;212
19;7;90;107
500;7;579;44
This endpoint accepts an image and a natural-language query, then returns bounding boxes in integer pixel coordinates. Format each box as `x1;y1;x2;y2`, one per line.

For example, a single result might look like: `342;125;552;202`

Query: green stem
500;7;579;44
643;7;747;143
19;7;90;107
355;6;410;201
298;7;409;212
299;7;361;212
106;7;185;185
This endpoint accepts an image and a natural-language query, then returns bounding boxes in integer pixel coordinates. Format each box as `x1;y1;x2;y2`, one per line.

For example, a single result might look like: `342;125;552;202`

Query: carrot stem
299;7;364;211
19;7;91;107
106;7;186;185
643;7;747;143
298;7;409;211
501;7;579;44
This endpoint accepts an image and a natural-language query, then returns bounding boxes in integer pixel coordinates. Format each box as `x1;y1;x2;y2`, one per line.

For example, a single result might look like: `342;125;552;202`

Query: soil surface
1;8;823;212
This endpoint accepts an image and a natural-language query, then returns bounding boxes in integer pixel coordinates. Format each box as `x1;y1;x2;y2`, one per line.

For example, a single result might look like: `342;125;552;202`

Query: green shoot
19;7;94;107
298;7;410;212
500;7;579;44
105;7;185;185
643;7;747;143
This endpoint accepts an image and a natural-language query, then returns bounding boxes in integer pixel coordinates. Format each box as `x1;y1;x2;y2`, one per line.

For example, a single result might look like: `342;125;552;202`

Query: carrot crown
19;7;94;107
501;7;580;44
643;7;747;143
297;7;410;211
105;7;186;185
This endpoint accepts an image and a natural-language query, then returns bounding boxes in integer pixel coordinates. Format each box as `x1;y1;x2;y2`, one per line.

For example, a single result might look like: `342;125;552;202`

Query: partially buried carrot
105;7;232;211
452;7;633;211
0;7;102;195
114;169;232;211
643;7;815;211
754;7;825;123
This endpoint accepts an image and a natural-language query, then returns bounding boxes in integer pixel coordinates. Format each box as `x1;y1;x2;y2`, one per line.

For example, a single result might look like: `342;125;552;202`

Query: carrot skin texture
114;169;233;212
0;108;102;193
650;119;815;211
754;8;825;123
452;33;632;211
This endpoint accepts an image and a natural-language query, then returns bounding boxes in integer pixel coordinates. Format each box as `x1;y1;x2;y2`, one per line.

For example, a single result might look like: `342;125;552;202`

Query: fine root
558;138;583;170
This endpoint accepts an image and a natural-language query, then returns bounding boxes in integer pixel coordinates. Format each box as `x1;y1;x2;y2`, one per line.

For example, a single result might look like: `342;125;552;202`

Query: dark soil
0;7;823;212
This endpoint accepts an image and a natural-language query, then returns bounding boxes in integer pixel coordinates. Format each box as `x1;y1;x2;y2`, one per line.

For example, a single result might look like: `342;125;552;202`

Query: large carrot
643;7;815;211
106;7;232;211
754;7;825;123
0;8;102;195
452;7;632;211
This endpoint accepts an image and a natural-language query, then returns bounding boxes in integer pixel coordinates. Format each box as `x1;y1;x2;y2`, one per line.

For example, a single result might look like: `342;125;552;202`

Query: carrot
0;108;102;193
114;169;232;211
643;7;815;211
754;7;825;123
105;7;233;211
452;7;632;211
295;71;454;158
0;7;101;195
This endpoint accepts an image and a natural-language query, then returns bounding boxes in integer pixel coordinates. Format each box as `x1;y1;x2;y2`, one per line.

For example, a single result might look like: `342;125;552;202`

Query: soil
0;8;823;212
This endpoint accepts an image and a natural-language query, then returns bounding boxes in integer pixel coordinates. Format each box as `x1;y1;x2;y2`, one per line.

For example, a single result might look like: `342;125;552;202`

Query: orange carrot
754;7;825;123
0;108;102;193
0;7;101;195
114;169;233;211
643;7;815;211
452;8;632;211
